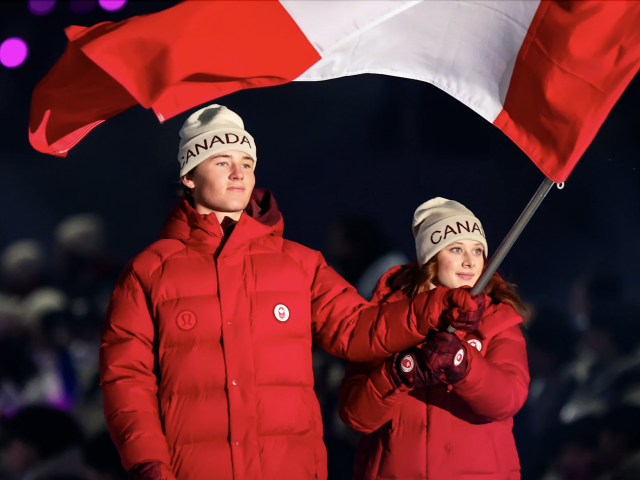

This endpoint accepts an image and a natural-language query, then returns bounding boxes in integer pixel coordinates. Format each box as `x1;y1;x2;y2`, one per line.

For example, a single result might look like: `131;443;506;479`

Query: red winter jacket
339;265;530;480
100;191;435;480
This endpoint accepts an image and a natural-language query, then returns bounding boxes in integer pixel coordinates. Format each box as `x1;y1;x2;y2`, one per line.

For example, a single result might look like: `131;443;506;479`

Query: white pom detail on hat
178;104;256;177
413;197;488;266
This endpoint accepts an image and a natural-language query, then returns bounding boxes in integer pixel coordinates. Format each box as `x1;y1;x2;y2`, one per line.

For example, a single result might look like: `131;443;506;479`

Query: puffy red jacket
100;191;435;480
339;265;530;480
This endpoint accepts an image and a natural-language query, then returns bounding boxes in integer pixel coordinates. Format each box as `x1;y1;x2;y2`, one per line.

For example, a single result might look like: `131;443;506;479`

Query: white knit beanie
413;197;488;266
178;104;256;177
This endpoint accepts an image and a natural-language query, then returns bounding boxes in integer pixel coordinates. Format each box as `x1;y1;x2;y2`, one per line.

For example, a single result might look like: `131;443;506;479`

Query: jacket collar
159;188;284;255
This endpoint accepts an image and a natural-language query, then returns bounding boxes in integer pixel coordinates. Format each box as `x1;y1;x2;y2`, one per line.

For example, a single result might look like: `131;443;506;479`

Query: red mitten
129;462;177;480
419;332;469;384
444;287;488;332
389;349;442;389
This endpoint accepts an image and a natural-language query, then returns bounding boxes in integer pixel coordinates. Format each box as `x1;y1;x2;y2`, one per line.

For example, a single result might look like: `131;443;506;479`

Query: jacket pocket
451;422;499;474
301;388;325;479
159;393;176;452
491;423;521;473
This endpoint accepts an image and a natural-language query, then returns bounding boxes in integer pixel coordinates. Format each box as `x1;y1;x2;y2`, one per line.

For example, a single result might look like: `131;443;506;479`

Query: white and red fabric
30;0;640;182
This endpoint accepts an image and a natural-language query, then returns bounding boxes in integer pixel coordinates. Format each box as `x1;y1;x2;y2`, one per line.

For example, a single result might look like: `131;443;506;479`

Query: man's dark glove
419;331;469;384
415;286;488;334
129;462;177;480
389;349;442;389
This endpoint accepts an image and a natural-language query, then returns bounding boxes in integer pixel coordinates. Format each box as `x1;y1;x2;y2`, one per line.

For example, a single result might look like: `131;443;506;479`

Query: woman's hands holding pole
391;286;488;388
442;287;488;332
390;332;469;388
416;285;488;334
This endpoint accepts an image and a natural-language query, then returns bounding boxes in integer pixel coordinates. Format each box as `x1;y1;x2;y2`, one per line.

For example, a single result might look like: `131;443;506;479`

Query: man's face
182;150;255;216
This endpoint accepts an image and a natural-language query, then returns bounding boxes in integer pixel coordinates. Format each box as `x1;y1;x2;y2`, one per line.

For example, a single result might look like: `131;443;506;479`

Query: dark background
3;1;639;305
1;2;640;480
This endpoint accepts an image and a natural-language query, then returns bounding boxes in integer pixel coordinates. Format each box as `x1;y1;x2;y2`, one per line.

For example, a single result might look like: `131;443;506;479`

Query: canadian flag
29;0;640;182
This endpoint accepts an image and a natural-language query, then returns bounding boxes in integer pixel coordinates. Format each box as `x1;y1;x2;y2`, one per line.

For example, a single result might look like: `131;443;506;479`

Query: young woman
339;197;530;480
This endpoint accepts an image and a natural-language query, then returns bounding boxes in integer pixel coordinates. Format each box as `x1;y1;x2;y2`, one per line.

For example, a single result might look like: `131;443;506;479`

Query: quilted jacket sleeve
309;253;434;362
100;260;171;472
338;359;411;434
453;323;530;421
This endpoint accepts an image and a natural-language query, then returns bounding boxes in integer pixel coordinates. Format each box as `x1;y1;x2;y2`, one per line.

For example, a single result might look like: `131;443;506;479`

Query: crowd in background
0;213;124;480
0;212;639;480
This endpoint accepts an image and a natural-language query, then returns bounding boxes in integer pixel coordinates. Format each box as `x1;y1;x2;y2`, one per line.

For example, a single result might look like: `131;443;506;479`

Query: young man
100;104;483;480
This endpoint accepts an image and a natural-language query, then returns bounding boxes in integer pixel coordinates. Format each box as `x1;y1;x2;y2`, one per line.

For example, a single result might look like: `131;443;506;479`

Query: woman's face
434;240;485;289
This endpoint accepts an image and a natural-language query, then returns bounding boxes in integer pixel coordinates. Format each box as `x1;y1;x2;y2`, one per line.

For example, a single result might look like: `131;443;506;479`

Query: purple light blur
0;38;28;68
99;0;126;12
69;0;97;15
28;0;56;16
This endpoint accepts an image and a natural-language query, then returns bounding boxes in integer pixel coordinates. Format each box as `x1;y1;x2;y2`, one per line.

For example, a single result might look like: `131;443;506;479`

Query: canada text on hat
413;197;488;266
178;104;257;177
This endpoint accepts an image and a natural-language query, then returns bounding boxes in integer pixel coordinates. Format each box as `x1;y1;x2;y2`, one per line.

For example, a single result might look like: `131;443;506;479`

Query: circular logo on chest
454;348;465;366
467;339;482;352
176;310;197;331
274;304;290;322
400;354;415;373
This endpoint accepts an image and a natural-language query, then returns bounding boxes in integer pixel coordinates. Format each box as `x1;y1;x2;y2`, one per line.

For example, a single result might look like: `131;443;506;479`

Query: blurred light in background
27;0;56;16
99;0;126;12
0;38;28;68
69;0;97;15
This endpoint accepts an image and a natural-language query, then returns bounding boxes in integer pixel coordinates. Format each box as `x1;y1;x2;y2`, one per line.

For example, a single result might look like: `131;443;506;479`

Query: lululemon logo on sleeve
176;311;197;331
454;349;465;366
467;339;482;352
401;354;415;373
274;304;290;322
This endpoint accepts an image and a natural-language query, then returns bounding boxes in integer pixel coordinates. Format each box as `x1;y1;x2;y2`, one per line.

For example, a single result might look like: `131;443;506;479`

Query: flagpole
471;176;556;295
447;177;556;333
